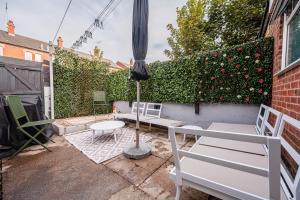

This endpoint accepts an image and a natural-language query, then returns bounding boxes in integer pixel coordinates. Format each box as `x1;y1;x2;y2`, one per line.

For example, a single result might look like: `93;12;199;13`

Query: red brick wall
268;14;300;175
269;16;300;121
0;43;49;62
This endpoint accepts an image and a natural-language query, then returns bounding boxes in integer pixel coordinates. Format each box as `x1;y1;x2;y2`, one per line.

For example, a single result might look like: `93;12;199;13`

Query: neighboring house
0;20;49;62
260;0;300;121
116;61;130;69
0;20;118;67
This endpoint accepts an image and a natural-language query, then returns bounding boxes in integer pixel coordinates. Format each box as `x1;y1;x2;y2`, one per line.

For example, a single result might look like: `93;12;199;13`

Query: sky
0;0;186;63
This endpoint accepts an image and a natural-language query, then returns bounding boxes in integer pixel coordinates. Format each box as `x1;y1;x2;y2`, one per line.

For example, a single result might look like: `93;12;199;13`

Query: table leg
92;130;95;143
114;132;117;143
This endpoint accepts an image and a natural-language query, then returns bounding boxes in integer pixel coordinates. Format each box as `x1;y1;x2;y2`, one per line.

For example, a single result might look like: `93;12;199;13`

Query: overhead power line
71;0;122;49
52;0;73;42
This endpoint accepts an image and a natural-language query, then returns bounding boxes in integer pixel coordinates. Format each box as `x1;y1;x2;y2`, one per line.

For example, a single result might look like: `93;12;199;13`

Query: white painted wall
44;86;51;118
114;101;260;129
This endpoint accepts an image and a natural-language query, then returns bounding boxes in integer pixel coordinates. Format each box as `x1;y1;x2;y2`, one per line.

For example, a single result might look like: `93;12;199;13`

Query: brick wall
269;16;300;120
268;15;300;176
0;43;49;62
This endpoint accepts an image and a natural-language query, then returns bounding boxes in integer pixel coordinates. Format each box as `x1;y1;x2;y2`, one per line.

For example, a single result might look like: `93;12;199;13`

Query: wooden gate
0;57;44;99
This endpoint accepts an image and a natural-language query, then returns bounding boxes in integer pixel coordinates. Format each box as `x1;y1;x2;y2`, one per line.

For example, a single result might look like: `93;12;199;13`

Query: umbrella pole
123;80;151;159
136;81;140;148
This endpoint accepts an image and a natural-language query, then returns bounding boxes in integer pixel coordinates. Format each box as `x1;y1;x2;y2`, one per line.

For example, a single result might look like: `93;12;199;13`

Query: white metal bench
114;102;146;121
169;114;300;200
115;102;184;129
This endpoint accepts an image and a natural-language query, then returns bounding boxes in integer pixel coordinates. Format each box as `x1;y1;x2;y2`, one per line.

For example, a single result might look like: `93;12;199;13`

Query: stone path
2;124;218;200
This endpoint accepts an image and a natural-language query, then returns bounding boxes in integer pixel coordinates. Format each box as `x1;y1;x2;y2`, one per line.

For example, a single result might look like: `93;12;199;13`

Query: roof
259;0;291;37
0;30;49;52
116;61;129;69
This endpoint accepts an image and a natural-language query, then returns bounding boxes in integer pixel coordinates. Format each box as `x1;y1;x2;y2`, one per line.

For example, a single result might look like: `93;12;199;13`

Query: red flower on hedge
256;67;262;72
220;96;224;101
258;79;264;84
245;74;249;79
236;64;241;69
220;68;225;74
237;47;243;52
258;89;263;93
255;52;261;58
211;76;216;80
228;58;234;63
245;97;250;102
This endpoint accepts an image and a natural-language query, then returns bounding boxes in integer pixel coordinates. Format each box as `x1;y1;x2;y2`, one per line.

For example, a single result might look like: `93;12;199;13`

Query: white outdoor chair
169;114;300;200
277;114;300;200
169;126;281;200
201;106;283;155
114;102;146;121
140;102;184;130
208;104;270;136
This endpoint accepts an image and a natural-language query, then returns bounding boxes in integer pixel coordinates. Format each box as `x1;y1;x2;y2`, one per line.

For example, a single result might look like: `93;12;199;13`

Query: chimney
57;36;63;48
7;20;15;36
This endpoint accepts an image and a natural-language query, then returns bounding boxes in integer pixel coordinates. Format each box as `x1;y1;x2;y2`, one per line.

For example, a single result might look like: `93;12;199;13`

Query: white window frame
24;51;33;61
0;46;3;56
281;1;300;71
35;53;42;62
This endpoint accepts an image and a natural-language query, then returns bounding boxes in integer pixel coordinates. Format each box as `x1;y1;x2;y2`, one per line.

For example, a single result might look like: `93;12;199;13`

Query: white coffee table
89;120;125;143
181;125;203;142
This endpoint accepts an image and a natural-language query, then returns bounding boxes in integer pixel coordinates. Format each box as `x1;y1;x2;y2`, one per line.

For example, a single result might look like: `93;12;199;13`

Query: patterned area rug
64;128;152;164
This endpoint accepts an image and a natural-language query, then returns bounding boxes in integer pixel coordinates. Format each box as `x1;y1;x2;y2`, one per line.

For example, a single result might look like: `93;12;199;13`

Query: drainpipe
49;41;55;119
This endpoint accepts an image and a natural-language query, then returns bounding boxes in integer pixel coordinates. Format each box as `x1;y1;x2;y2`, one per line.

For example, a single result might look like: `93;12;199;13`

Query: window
0;46;3;56
282;0;300;69
35;54;42;62
24;51;32;61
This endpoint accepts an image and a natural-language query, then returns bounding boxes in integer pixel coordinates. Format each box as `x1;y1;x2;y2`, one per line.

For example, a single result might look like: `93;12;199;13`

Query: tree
165;0;265;59
221;0;266;46
164;0;215;59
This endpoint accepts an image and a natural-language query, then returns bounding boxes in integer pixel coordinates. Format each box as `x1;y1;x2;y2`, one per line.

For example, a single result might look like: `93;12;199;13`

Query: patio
2;117;219;200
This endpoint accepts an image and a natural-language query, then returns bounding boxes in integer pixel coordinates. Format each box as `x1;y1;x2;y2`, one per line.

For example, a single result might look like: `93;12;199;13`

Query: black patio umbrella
123;0;151;159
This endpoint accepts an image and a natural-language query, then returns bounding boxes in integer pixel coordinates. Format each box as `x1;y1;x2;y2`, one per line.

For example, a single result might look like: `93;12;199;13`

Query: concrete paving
2;120;218;200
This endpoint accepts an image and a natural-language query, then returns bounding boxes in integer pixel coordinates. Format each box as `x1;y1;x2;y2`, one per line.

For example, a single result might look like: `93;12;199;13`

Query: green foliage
165;0;215;59
109;38;273;105
220;0;266;46
165;0;266;58
197;38;273;103
54;48;109;118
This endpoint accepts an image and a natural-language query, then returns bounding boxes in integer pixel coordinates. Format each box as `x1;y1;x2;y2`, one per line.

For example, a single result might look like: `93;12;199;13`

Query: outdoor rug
64;128;152;164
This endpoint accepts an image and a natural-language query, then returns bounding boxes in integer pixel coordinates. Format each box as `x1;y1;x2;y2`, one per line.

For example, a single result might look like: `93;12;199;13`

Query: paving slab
139;161;210;200
105;154;165;186
2;122;217;200
139;161;176;199
3;145;130;200
108;185;154;200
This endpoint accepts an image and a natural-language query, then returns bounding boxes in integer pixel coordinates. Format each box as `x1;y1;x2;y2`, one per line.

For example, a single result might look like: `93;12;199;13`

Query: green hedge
108;38;274;104
54;49;109;118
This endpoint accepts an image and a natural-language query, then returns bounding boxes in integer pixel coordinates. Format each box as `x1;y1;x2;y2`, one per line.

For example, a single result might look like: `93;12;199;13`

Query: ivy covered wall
108;38;274;104
54;49;109;118
53;38;273;118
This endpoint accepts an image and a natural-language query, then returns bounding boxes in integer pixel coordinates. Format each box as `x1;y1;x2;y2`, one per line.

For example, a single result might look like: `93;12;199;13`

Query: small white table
89;120;125;143
181;125;203;142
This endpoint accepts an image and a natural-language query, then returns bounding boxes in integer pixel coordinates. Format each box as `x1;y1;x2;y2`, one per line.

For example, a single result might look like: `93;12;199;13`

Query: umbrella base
123;142;151;160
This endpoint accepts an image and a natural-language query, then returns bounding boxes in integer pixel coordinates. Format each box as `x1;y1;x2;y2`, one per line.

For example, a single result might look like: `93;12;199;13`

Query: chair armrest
20;119;55;128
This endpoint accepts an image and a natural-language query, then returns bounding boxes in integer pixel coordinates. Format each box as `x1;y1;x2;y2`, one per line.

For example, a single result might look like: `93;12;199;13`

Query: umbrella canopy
131;0;149;81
